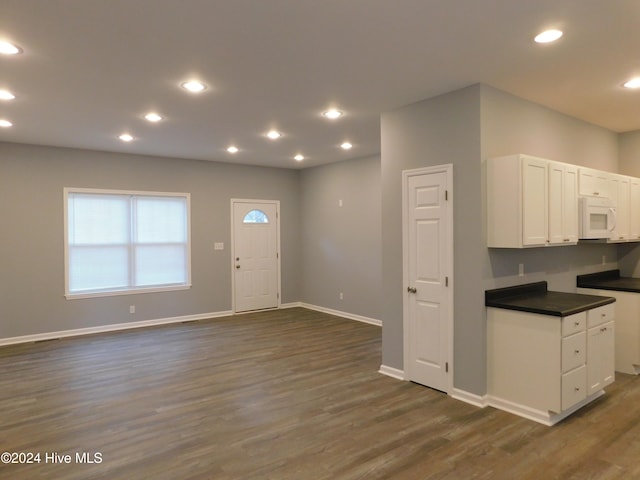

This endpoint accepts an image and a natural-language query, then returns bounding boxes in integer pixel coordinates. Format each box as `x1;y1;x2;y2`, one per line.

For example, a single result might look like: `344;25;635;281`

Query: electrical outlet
339;292;344;300
129;305;135;314
518;264;524;277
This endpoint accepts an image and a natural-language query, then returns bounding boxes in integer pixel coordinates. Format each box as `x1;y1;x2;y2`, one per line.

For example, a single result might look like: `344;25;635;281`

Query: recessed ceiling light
118;133;134;142
534;29;563;44
623;78;640;89
340;142;353;150
322;109;343;119
227;146;239;154
294;154;304;161
0;119;13;127
181;80;207;93
266;130;282;140
0;41;22;55
144;112;163;122
0;89;15;100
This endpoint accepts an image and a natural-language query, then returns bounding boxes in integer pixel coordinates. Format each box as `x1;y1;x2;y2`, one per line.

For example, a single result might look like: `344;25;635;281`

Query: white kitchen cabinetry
487;155;578;248
579;167;610;198
608;174;630;242
487;155;640;245
578;288;639;375
548;161;579;245
629;177;640;240
486;155;546;247
487;305;614;425
486;154;547;247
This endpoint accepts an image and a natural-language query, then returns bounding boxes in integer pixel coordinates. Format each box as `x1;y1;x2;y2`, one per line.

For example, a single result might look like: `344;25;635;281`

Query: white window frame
64;187;192;299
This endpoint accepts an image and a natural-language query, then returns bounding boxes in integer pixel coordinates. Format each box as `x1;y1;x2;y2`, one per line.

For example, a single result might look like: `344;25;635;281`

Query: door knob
407;287;417;294
236;265;240;269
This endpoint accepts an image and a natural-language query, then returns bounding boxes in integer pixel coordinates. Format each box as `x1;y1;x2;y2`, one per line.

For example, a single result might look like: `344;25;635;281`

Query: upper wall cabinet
578;167;609;198
487;154;578;248
548;161;579;245
630;177;640;240
608;174;630;242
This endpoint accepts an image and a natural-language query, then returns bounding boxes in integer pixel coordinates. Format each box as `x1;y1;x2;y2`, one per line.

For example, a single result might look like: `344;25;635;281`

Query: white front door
232;200;280;313
403;165;453;393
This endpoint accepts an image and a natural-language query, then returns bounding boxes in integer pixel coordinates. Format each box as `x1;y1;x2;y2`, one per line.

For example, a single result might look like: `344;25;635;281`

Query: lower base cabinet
577;287;638;375
487;303;615;426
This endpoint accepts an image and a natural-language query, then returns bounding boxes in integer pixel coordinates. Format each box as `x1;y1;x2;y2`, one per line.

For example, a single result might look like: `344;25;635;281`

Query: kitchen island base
487;303;614;426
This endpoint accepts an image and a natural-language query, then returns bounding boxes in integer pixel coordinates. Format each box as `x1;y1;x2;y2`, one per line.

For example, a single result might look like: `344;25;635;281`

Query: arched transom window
243;209;269;224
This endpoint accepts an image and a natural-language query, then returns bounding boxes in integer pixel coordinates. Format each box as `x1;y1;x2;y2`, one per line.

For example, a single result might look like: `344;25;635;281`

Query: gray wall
0;142;301;338
619;130;640;177
380;83;629;396
299;155;382;320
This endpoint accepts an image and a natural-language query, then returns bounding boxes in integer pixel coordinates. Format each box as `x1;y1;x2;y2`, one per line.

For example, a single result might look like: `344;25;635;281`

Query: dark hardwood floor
1;307;639;479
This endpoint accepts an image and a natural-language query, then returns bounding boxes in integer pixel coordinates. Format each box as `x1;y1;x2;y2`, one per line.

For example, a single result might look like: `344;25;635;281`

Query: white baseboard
300;303;382;327
450;388;488;408
486;390;605;426
378;364;405;380
0;303;380;347
0;310;233;347
279;302;303;309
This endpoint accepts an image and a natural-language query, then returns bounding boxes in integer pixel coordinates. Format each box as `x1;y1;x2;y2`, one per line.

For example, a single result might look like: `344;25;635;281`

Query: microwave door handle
608;208;617;232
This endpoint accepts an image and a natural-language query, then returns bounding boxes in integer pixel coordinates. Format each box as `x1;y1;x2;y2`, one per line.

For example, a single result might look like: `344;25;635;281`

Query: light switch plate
214;242;224;250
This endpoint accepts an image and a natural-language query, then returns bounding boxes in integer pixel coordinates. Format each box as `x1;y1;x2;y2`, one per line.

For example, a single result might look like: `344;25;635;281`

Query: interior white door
404;165;452;393
232;200;279;313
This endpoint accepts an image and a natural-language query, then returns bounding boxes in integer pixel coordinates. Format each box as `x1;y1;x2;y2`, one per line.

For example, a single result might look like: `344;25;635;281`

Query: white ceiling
1;0;639;169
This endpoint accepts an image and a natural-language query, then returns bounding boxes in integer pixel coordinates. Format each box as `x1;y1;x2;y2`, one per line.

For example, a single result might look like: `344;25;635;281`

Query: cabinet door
579;168;609;197
522;157;548;246
549;162;578;245
609;175;629;241
587;321;615;396
630;178;640;241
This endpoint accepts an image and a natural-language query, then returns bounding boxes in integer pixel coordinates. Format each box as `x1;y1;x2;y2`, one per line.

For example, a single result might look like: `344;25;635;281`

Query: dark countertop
577;269;640;293
486;281;615;317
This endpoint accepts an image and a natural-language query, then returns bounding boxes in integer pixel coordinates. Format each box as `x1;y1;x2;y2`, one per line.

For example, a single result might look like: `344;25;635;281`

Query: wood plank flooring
1;307;639;479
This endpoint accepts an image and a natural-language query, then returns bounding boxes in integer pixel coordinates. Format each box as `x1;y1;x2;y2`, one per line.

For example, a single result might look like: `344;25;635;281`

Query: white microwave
579;196;616;239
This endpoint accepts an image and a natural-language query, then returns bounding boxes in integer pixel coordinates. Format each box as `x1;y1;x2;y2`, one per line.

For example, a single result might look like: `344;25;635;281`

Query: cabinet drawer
562;312;586;337
587;303;615;328
562;365;587;411
562;331;586;373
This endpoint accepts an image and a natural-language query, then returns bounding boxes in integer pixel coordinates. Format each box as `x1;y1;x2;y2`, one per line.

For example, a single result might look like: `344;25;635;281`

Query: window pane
68;246;129;292
243;209;269;223
65;189;190;297
135;245;187;286
136;196;187;243
68;194;129;244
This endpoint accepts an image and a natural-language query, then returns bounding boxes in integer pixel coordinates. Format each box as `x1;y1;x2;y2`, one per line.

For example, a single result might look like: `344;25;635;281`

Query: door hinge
445;276;449;287
445;362;449;373
445;190;449;201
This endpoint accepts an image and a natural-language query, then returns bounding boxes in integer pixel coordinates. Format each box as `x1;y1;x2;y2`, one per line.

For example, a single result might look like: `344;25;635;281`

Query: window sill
65;284;191;300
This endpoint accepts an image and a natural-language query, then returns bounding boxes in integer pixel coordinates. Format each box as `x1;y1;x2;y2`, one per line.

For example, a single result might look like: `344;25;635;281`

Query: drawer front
562;365;587;411
562;331;586;373
587;303;615;328
562;312;586;337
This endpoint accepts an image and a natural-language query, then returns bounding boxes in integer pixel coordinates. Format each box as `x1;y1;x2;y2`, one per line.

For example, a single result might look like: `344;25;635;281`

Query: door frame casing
402;164;454;393
230;198;281;313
